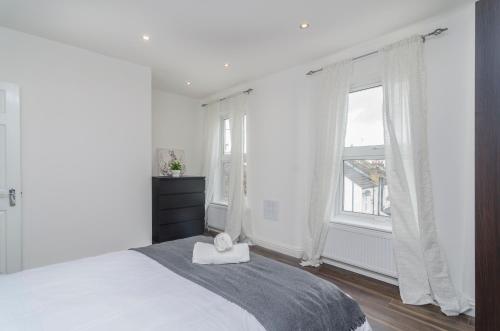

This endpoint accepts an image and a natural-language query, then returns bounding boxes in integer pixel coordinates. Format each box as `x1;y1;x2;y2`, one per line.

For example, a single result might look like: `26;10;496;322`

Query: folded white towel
214;232;233;252
192;242;250;265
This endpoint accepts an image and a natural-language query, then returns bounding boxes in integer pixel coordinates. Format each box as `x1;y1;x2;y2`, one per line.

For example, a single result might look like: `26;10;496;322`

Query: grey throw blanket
132;236;367;331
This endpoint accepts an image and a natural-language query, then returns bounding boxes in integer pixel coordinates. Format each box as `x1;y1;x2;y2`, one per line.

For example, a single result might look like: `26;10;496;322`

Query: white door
0;82;22;274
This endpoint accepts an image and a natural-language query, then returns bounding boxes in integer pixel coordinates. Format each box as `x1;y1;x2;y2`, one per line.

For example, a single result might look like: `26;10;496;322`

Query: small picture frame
157;148;186;176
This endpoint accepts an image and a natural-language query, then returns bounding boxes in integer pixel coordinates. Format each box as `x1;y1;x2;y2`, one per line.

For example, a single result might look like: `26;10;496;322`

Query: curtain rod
305;27;448;76
201;88;254;107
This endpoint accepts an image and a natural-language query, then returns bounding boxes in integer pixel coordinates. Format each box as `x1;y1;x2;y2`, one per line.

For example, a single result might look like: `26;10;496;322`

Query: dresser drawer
159;205;204;225
159;193;204;210
152;177;205;243
156;220;204;242
159;178;205;194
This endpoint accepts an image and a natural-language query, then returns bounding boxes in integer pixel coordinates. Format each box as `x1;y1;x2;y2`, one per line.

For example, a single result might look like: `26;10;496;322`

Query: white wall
205;4;475;308
425;7;475;309
0;27;152;269
152;90;203;176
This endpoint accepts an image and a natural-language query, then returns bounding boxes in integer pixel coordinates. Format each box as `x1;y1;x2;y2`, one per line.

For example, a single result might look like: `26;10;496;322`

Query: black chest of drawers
152;176;205;243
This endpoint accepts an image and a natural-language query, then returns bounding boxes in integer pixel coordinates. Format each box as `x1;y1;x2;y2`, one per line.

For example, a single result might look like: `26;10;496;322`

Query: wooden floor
251;245;475;331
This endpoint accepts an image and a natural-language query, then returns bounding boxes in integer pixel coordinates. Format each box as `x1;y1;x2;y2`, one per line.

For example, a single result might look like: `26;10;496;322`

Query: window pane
343;160;390;216
221;116;247;202
224;119;231;154
345;86;384;147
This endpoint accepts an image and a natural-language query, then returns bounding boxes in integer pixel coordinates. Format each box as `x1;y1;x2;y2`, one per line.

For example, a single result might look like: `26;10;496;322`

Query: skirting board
207;226;303;259
208;225;395;283
324;258;476;317
250;237;304;259
208;228;476;317
323;257;399;286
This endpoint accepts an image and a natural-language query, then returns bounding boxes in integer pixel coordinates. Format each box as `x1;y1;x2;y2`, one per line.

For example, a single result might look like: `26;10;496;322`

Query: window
219;115;247;203
243;115;247;195
344;86;385;147
343;160;390;216
221;118;231;202
223;118;231;155
341;86;390;218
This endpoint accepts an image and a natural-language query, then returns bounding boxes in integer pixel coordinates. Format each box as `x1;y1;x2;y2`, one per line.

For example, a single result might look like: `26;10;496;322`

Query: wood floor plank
249;244;475;331
206;232;474;331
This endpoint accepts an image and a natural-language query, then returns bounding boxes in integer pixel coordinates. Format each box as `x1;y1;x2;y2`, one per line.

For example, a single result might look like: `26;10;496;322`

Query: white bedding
0;250;265;331
0;250;371;331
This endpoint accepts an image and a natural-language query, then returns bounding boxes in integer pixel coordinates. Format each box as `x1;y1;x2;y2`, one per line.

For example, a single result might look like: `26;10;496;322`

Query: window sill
331;214;392;233
210;201;228;208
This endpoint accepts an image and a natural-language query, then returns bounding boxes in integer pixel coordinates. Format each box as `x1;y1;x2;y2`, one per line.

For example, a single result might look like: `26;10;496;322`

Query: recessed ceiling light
299;22;310;29
224;63;230;69
142;34;150;41
186;81;192;86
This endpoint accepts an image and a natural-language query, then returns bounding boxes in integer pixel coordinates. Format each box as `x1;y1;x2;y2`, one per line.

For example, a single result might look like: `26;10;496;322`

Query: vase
171;170;181;177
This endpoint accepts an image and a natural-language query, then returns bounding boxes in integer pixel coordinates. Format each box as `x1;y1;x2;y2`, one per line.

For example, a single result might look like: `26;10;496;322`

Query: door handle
9;188;16;207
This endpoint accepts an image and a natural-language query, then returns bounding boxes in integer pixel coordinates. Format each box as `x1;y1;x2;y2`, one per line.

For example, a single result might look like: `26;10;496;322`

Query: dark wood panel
158;206;204;225
153;177;205;243
159;178;205;195
152;178;160;241
159;193;204;210
157;220;204;242
475;0;500;330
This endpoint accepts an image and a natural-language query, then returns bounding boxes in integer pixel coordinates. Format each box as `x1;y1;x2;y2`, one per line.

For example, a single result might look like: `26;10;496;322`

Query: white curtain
222;95;251;242
202;103;221;213
382;36;467;316
301;60;352;267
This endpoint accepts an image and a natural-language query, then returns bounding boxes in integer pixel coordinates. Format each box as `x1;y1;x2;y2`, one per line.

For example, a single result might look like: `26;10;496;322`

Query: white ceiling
0;0;470;98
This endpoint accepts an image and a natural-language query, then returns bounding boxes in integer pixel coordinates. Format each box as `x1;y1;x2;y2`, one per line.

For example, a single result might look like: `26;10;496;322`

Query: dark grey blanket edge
132;236;367;331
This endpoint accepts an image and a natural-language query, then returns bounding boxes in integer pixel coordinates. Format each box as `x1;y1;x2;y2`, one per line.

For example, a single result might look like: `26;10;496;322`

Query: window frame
218;116;231;204
222;118;232;156
215;114;248;205
242;114;248;195
336;82;391;226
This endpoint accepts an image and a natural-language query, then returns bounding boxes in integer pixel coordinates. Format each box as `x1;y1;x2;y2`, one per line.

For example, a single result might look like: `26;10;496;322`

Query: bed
0;236;371;331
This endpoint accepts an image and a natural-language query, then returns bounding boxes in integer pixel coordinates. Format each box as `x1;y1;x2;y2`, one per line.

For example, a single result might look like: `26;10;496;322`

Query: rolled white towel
214;232;233;252
192;242;250;265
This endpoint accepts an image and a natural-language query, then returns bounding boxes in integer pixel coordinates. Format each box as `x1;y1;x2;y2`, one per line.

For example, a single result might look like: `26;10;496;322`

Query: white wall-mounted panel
323;223;397;277
207;204;227;231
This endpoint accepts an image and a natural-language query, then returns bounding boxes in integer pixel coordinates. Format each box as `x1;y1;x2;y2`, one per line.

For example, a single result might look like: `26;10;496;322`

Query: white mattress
0;249;371;331
0;250;265;331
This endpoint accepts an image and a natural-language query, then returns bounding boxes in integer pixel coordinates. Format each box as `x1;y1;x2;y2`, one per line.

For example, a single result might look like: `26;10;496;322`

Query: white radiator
322;222;398;279
208;203;398;283
207;203;227;231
